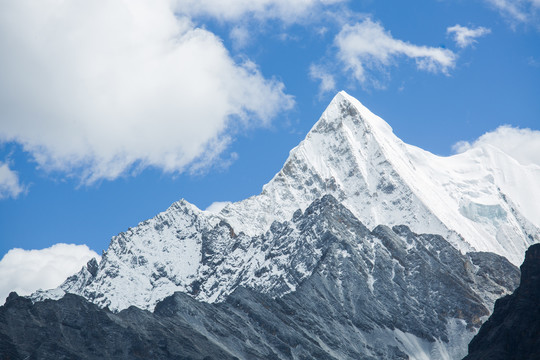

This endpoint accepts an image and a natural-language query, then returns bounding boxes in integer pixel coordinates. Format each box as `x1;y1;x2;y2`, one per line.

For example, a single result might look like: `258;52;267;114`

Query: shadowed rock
464;243;540;360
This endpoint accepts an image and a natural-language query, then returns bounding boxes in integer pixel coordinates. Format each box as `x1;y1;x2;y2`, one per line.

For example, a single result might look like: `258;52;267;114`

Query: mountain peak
219;91;538;264
311;90;395;141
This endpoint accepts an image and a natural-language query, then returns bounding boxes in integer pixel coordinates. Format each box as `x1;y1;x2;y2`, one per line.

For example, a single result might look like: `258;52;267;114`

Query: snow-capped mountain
19;91;540;358
219;91;539;265
33;91;538;314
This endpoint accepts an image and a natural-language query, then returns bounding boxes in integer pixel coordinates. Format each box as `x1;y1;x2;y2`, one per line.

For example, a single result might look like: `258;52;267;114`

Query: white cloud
447;25;491;48
0;244;100;303
335;19;457;85
0;162;24;199
309;64;337;94
485;0;540;24
0;0;293;184
453;125;540;167
174;0;346;22
205;201;232;213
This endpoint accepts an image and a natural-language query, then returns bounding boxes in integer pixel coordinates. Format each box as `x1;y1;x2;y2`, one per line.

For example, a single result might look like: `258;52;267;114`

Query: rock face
3;196;520;359
464;243;540;360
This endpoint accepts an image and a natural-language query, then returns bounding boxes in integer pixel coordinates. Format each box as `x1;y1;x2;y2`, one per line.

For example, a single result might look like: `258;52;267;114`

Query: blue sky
0;0;539;297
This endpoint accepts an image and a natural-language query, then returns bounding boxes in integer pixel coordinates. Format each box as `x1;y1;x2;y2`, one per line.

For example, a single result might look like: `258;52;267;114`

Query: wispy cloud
447;25;491;48
453;125;540;167
484;0;540;25
205;201;232;214
527;56;540;67
0;0;294;184
0;244;100;303
0;162;24;200
230;26;252;49
335;19;457;86
309;64;337;95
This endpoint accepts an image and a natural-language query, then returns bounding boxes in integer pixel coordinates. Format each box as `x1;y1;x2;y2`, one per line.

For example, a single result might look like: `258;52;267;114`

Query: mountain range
3;91;539;359
1;196;521;359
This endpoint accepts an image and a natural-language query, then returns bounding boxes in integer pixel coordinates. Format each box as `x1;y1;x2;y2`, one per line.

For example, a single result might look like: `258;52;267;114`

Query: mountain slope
6;196;520;359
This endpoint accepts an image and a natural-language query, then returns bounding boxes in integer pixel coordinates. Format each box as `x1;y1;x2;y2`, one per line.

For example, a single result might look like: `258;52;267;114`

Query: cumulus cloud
335;19;457;85
453;125;540;167
447;25;491;48
0;244;100;303
174;0;346;22
0;0;293;184
309;64;337;94
484;0;540;24
0;162;24;199
205;201;232;213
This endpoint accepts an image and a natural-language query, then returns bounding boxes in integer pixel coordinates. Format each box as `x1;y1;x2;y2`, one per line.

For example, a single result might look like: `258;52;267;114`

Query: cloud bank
0;244;100;304
0;0;293;184
335;19;457;85
453;125;540;167
447;25;491;48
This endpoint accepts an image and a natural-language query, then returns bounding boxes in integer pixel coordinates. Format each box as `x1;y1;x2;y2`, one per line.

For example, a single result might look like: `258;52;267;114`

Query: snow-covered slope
32;91;539;314
220;91;539;265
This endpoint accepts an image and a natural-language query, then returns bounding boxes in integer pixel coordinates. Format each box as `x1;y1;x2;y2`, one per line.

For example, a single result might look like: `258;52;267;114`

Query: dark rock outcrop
464;243;540;360
0;292;239;360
